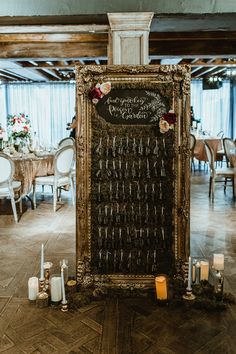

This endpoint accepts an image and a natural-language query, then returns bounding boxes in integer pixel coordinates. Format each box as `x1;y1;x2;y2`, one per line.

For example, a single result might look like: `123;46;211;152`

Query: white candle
192;261;196;283
40;244;44;280
187;256;192;289
28;276;39;300
50;276;62;302
200;260;209;281
213;254;224;271
195;261;200;283
61;267;67;304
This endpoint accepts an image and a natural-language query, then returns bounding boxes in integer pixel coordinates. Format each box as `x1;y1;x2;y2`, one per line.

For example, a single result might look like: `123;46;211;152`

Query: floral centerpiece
7;113;31;141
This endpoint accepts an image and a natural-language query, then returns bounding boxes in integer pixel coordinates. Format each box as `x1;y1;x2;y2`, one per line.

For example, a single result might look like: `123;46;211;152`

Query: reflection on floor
0;172;235;353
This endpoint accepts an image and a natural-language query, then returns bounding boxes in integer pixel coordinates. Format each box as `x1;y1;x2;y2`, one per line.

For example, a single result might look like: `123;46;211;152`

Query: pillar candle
187;256;192;289
213;254;224;271
28;277;39;301
40;243;44;280
155;275;168;300
195;262;200;284
61;267;67;304
200;260;209;281
192;260;197;283
50;276;62;302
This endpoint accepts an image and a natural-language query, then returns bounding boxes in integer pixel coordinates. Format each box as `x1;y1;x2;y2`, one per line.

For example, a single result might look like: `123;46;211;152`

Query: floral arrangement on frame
159;110;177;134
88;81;111;104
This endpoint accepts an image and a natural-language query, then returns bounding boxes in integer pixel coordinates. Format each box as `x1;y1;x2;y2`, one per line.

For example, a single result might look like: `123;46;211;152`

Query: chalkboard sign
96;89;168;125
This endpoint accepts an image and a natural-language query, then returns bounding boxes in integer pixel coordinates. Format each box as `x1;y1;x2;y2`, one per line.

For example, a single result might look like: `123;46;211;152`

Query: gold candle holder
36;278;49;308
61;301;68;312
43;261;53;294
66;279;77;295
182;288;196;301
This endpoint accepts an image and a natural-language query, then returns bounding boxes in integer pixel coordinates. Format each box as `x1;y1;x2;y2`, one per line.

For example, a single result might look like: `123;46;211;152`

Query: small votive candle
155;275;168;301
213;254;224;271
200;260;209;281
28;276;39;301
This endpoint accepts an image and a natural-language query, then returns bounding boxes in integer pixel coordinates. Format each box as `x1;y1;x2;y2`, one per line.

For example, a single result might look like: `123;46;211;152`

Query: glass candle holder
200;260;209;281
213;254;224;271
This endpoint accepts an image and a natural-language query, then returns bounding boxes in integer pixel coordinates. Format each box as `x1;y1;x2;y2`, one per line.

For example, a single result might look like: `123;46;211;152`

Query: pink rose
159;119;170;133
100;82;111;95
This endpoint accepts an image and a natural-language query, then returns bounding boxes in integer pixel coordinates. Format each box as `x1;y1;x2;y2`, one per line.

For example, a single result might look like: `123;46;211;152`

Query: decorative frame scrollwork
75;65;191;288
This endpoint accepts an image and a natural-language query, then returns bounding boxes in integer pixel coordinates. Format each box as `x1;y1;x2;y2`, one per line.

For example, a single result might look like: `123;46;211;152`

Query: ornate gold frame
75;65;191;288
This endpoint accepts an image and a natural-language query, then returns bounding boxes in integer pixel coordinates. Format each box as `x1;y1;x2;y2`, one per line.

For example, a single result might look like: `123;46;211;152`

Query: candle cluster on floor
27;244;76;311
182;253;225;301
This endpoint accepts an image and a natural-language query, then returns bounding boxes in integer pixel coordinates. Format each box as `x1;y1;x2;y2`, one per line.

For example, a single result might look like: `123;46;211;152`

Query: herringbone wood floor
0;172;236;353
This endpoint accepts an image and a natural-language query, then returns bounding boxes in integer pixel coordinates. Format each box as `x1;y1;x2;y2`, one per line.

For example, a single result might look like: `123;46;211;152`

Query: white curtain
0;82;76;146
232;83;236;139
0;85;7;129
191;80;231;137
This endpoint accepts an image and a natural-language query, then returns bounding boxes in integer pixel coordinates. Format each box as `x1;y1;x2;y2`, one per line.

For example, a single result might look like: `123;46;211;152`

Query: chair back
205;141;215;172
223;138;235;167
0;153;14;186
217;130;224;139
54;145;75;177
190;134;196;155
58;137;75;148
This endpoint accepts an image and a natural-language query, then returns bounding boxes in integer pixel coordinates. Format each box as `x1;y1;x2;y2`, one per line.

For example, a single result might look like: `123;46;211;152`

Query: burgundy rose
88;87;102;100
162;112;177;125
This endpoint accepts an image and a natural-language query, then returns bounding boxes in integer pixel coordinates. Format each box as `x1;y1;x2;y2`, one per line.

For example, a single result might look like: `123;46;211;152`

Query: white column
107;12;153;65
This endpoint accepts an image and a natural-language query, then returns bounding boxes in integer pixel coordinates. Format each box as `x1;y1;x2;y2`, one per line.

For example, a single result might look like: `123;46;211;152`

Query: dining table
193;136;223;162
12;152;55;198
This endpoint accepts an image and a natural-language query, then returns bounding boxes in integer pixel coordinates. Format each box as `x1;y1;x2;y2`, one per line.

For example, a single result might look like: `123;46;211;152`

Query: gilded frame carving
75;65;191;288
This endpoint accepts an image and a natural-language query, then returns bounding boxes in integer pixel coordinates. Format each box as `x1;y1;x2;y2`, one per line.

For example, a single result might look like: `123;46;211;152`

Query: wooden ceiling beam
0;25;109;34
149;32;236;41
0;33;108;43
0;42;107;59
4;39;235;59
149;40;236;56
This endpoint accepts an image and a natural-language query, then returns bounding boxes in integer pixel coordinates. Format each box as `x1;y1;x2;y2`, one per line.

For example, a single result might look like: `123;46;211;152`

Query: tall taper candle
187;256;192;289
61;267;67;304
40;244;44;280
